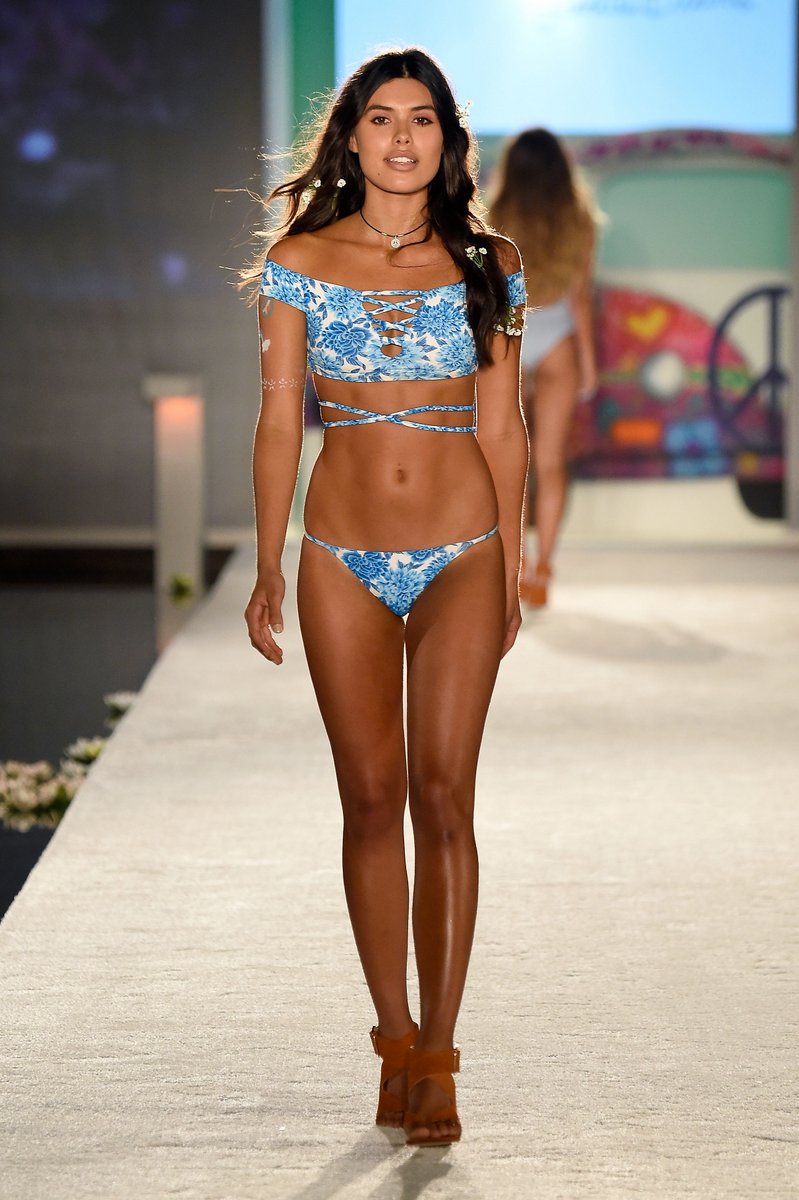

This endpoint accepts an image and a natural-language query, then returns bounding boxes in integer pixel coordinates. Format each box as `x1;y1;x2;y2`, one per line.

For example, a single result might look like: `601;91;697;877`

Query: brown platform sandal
519;561;552;609
403;1046;461;1147
371;1024;419;1127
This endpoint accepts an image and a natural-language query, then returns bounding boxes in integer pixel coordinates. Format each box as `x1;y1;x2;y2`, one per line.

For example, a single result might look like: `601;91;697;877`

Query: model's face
348;77;444;194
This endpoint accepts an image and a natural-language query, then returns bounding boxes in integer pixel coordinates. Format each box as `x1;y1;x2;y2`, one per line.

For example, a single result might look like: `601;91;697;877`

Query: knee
534;454;567;482
409;777;474;846
341;775;405;843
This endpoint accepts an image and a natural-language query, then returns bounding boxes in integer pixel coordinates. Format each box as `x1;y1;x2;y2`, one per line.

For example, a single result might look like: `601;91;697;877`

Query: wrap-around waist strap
319;400;476;432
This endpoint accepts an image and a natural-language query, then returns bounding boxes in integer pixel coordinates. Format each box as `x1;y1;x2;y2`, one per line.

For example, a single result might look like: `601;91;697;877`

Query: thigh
532;337;579;465
298;537;406;787
404;533;506;790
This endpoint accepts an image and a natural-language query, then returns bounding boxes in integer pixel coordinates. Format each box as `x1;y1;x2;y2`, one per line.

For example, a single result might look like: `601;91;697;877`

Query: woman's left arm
476;245;529;657
570;222;598;399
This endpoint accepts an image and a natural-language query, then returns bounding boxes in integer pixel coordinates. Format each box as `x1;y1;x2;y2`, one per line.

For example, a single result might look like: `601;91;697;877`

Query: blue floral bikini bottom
304;527;498;618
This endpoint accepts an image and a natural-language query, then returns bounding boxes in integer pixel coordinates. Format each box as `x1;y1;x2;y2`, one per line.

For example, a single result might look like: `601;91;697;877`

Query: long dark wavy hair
246;48;512;365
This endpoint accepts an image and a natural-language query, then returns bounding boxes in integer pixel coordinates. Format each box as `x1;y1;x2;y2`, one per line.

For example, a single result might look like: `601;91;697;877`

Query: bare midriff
304;374;498;550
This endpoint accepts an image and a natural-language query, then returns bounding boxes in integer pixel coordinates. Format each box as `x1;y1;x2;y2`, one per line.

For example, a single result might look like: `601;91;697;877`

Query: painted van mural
569;131;790;510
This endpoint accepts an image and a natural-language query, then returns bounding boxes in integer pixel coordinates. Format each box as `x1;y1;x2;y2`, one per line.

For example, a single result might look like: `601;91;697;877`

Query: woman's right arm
244;291;307;665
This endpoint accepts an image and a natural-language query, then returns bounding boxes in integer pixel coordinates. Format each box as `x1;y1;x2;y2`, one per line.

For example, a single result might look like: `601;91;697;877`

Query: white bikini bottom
521;299;575;372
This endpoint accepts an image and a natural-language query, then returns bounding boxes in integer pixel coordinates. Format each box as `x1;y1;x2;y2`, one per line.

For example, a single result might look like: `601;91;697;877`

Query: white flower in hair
466;245;488;268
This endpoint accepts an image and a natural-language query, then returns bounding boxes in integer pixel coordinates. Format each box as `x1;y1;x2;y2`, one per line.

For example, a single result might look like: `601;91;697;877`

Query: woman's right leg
530;335;580;569
297;538;414;1041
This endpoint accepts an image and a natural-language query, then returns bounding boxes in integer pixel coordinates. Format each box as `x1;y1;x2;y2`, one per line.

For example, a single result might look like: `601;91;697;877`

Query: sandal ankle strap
370;1024;418;1060
407;1045;460;1090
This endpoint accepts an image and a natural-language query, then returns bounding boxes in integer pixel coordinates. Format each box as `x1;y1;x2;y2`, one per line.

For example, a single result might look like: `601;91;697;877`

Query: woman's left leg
403;531;506;1139
530;335;579;569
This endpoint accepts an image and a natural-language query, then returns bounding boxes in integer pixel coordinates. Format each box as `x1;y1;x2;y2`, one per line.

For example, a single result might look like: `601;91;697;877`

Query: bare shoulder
265;231;323;274
491;234;522;275
266;223;354;277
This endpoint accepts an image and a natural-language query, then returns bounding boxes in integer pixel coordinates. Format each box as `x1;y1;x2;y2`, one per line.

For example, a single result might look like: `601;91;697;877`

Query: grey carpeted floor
2;542;797;1199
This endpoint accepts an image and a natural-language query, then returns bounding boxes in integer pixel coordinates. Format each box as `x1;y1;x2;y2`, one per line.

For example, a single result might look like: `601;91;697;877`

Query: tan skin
523;226;596;584
244;77;528;1143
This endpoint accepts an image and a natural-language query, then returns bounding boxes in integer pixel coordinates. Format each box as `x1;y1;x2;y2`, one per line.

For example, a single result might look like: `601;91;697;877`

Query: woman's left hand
579;361;599;402
501;591;523;657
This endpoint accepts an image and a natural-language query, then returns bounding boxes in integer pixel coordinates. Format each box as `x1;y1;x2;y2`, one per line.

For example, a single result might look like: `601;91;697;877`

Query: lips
385;156;418;172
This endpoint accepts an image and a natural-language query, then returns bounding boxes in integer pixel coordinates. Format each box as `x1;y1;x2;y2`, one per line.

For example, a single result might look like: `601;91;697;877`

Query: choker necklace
360;210;427;249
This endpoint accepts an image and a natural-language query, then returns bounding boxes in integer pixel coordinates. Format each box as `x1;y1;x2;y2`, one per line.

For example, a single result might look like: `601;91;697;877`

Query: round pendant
390;235;401;249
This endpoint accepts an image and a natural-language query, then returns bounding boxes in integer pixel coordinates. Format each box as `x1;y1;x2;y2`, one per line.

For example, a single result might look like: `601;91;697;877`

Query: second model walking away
490;128;598;608
244;47;528;1147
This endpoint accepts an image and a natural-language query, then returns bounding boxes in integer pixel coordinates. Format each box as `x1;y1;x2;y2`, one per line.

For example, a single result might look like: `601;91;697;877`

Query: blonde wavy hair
488;128;596;305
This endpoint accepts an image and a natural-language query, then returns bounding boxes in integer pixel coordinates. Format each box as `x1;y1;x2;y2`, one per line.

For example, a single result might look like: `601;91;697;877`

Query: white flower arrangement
0;760;85;832
104;691;137;720
104;692;136;730
64;737;107;766
0;691;138;832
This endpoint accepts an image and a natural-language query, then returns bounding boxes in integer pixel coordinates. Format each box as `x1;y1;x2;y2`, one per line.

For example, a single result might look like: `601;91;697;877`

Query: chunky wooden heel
403;1046;461;1146
371;1024;418;1127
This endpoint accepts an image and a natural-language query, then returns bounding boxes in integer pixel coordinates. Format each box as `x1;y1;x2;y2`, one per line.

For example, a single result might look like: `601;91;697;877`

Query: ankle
374;1016;416;1042
413;1029;457;1053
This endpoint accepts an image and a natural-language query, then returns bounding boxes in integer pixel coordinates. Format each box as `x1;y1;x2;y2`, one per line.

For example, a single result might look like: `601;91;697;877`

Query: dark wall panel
0;0;263;532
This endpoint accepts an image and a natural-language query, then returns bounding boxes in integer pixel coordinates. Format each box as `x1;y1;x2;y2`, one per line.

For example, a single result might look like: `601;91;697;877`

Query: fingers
501;627;517;658
269;595;284;636
579;368;599;402
501;604;522;658
244;594;284;666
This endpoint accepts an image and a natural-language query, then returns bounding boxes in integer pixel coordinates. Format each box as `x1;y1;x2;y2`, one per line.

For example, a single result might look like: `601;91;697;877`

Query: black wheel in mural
707;285;789;518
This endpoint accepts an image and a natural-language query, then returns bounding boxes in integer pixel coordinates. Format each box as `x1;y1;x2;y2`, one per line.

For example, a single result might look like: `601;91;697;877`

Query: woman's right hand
244;570;286;665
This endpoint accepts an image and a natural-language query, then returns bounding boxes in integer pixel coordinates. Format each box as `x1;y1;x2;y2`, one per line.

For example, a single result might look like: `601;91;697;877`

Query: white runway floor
2;541;798;1199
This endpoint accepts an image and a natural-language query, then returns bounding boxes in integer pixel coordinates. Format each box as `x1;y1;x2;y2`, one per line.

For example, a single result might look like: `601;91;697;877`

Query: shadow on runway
285;1127;457;1200
393;1147;454;1198
524;610;728;663
284;1130;390;1200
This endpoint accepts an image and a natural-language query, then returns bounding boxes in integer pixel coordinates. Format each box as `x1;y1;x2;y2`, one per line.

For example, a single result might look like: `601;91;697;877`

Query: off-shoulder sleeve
506;270;527;307
259;258;308;313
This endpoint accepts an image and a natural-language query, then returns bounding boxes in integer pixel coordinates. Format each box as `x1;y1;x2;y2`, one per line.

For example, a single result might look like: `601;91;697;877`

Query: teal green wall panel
596;168;789;271
291;0;335;136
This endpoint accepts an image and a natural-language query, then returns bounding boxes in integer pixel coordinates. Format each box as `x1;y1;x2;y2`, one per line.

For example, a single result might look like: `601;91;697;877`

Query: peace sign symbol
707;285;789;454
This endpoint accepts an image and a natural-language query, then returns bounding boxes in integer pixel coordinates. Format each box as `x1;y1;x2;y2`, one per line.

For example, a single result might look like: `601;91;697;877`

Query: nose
394;123;411;144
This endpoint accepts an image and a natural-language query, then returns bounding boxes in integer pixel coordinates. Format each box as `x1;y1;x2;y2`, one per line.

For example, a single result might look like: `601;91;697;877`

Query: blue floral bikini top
260;257;526;433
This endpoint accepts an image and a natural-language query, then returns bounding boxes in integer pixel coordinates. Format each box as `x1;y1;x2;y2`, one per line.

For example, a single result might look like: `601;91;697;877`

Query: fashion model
490;128;598;607
244;48;528;1147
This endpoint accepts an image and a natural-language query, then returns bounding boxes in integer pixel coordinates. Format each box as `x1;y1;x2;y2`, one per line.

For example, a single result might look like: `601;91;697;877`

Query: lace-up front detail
361;292;424;359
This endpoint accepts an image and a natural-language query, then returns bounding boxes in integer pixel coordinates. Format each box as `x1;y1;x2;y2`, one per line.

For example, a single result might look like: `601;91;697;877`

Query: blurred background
0;0;796;766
